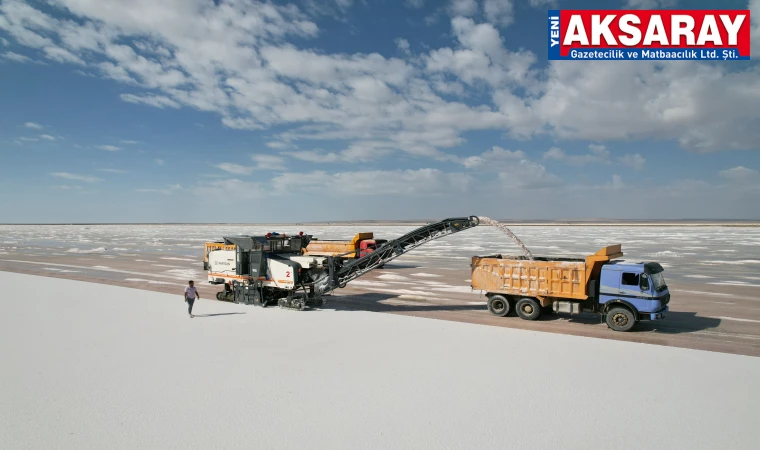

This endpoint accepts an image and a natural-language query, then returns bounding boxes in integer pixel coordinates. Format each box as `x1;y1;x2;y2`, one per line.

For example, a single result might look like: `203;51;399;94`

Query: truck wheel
487;295;510;317
516;297;541;321
606;307;636;332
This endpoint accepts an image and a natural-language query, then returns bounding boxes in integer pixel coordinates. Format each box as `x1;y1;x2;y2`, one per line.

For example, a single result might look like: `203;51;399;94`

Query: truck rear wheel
516;297;541;321
487;295;510;317
606;307;636;332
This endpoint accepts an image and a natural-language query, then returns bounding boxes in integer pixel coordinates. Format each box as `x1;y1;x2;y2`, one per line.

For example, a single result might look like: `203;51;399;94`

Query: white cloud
497;160;563;189
395;38;411;55
542;146;610;166
155;159;165;165
271;168;473;196
283;142;395;164
121;93;180;109
39;134;57;141
50;172;103;183
588;144;609;158
215;154;286;174
526;60;760;152
17;137;39;142
460;145;525;169
265;141;291;150
96;145;120;151
120;140;139;145
482;0;514;27
43;45;85;65
24;122;42;129
97;168;127;173
448;0;479;17
619;154;646;171
1;50;31;62
52;185;83;190
0;0;757;171
719;166;758;182
214;163;255;175
252;154;286;170
282;150;341;163
0;37;8;46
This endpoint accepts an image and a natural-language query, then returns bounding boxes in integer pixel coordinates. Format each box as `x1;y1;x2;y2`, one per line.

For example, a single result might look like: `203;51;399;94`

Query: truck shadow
634;311;722;334
524;310;721;334
325;294;721;334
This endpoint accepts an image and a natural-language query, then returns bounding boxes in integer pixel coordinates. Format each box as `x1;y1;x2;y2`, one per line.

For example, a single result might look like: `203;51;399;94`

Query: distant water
1;224;759;286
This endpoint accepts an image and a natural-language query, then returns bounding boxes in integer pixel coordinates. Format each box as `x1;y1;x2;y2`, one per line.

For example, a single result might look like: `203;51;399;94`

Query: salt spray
477;216;534;260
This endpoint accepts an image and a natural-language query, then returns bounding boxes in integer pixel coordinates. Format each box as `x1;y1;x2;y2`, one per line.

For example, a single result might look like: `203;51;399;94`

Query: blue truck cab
598;261;670;331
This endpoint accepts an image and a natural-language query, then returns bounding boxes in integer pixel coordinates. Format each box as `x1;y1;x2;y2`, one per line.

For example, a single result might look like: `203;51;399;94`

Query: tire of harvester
515;297;541;321
487;295;511;317
606;306;636;332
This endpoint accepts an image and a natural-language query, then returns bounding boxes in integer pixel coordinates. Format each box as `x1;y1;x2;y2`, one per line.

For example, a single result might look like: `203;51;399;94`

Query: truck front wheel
516;297;541;321
606;307;636;332
487;295;510;317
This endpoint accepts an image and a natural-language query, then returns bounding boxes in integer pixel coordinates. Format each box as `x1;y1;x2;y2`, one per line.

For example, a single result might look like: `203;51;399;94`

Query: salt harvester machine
205;216;481;310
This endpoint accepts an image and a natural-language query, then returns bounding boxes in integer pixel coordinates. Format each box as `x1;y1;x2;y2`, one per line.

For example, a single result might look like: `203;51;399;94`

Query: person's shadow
192;312;246;318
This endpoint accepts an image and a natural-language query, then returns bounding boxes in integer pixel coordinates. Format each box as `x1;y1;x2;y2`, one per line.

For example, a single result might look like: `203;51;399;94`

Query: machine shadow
322;292;485;313
374;263;422;270
193;312;247;318
537;310;721;334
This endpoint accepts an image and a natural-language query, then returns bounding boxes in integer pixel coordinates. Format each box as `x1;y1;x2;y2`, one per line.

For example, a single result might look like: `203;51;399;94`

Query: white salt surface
1;272;759;450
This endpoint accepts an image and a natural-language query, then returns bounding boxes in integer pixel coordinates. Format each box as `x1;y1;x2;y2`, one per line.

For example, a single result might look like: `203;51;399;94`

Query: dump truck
203;232;387;270
303;232;388;259
471;244;670;331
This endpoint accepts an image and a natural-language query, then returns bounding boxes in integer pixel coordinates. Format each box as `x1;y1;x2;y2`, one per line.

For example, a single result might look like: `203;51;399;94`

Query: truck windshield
651;272;667;292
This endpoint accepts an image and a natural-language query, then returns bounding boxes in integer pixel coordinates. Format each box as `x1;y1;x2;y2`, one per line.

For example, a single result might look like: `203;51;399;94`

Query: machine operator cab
598;261;670;323
207;232;313;285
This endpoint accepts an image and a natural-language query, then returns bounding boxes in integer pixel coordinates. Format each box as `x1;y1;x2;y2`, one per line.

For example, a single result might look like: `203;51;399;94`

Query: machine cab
599;261;670;316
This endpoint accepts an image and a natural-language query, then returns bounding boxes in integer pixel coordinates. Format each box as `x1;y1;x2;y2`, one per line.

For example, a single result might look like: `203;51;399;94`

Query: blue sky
0;0;758;223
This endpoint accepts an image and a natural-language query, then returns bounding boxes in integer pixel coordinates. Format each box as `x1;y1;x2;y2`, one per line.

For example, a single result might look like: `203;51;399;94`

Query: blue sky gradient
1;0;758;223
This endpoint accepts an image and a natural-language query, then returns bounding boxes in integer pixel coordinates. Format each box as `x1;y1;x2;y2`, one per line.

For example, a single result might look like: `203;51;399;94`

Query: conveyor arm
317;216;480;293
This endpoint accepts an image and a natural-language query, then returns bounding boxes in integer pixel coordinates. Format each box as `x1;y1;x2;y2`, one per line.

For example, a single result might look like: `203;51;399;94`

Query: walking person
185;280;200;318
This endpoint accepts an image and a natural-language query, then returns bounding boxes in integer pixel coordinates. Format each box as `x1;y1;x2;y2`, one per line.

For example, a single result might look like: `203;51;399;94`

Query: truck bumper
640;305;669;321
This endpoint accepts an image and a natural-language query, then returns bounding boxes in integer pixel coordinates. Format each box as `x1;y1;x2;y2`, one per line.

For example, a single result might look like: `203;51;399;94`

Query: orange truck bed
470;245;623;301
302;232;374;258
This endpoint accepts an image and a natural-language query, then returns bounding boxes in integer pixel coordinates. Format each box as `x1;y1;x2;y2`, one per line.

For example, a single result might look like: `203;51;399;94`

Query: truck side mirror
640;273;650;291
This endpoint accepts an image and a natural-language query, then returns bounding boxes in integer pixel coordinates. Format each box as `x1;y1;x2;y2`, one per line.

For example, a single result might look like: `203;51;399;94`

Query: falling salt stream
477;216;535;261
